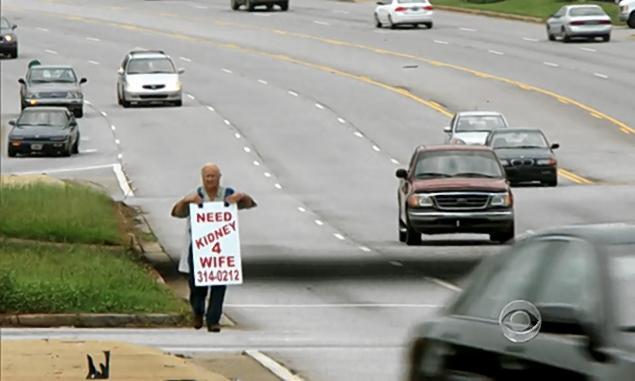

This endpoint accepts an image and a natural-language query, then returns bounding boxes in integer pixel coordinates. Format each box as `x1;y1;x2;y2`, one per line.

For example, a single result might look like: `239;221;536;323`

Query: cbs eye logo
498;300;542;343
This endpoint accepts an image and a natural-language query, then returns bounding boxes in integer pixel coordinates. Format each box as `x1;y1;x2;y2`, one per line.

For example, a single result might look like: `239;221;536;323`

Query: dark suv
396;145;514;245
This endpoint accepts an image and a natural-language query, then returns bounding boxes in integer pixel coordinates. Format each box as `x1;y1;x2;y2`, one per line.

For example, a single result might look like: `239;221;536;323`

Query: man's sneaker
193;314;203;329
207;323;221;333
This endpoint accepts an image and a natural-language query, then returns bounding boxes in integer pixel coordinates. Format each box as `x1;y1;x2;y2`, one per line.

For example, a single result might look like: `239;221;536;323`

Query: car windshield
414;150;504;178
29;68;77;83
126;58;175;74
455;115;506;132
489;131;549;149
569;7;606;17
608;244;635;330
17;111;68;126
0;17;10;29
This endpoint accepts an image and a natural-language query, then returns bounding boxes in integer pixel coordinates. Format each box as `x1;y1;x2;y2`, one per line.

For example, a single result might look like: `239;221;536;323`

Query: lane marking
333;10;350;14
288;90;299;96
7;163;115;175
354;131;364;138
100;111;108;117
580;47;597;53
84;100;92;105
85;37;100;42
112;163;134;197
337;117;346;124
315;103;325;109
274;183;283;189
45;49;58;55
245;350;306;381
543;61;559;68
433;40;449;45
88;60;100;65
111;125;116;131
222;68;233;74
298;207;306;212
81;148;98;153
558;168;593;184
206;106;215;112
115;139;121;145
243;146;251;153
117;153;123;160
314;219;324;226
192;4;208;9
459;27;477;32
179;56;192;62
390;158;400;165
187;94;196;100
333;233;346;240
359;246;371;252
37;27;49;32
621;127;631;135
488;49;504;56
264;172;272;178
258;79;268;85
224;119;231;126
253;160;261;166
389;260;404;267
228;303;441;308
522;37;539;42
593;73;608;79
372;145;381;152
314;20;330;26
590;112;604;120
424;276;462;292
234;132;241;139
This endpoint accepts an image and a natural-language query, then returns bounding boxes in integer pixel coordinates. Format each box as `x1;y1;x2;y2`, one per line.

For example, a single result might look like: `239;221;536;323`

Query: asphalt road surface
2;0;635;380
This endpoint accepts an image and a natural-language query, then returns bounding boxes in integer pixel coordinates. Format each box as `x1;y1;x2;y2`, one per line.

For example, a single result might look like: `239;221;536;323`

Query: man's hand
185;193;204;205
224;192;244;204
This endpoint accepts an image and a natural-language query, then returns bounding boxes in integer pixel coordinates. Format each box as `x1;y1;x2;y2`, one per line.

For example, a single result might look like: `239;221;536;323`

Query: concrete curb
433;5;544;24
0;313;186;328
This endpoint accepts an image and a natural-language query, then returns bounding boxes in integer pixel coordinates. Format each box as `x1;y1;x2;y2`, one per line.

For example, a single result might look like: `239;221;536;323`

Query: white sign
189;202;243;286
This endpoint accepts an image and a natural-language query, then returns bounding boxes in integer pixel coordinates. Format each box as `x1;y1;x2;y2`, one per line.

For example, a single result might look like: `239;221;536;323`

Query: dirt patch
0;174;65;187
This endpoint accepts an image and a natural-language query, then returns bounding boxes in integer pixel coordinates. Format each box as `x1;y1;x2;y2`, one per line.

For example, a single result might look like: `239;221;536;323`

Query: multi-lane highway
2;0;635;379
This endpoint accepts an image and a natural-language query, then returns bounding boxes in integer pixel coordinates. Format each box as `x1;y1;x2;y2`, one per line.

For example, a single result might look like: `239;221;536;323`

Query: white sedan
374;0;433;29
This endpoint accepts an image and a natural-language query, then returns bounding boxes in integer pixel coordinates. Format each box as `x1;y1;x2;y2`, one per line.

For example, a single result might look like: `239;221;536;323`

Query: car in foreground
0;16;18;58
444;111;509;145
231;0;288;11
546;4;612;42
19;60;87;117
407;223;635;380
619;0;635;28
7;107;80;157
486;128;560;187
117;50;184;107
396;145;514;245
374;0;433;29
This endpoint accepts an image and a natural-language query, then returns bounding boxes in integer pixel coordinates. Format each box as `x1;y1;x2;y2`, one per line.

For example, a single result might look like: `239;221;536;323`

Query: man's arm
225;192;257;210
171;193;203;218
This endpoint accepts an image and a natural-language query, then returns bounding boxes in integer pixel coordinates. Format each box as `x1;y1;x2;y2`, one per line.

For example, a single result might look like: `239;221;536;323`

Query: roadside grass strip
0;181;120;244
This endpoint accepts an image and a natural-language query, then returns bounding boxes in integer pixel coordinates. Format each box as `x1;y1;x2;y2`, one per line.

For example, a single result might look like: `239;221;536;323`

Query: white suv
618;0;635;28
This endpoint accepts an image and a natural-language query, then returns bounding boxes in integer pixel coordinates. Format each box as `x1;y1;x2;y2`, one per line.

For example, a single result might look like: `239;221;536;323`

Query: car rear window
414;150;504;178
18;111;68;126
569;7;606;17
456;115;506;132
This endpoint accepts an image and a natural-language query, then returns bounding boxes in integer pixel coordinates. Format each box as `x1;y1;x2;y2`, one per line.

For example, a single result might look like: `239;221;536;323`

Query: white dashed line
424;276;462;292
88;60;100;65
333;10;350;14
337;117;346;124
459;27;477;32
245;351;305;381
84;100;92;105
315;103;325;110
179;56;192;62
313;20;330;26
243;146;251;153
390;158;400;165
593;73;609;79
45;49;58;55
111;125;116;131
192;4;208;9
234;132;241;139
314;219;324;226
580;47;597;53
389;260;404;267
224;119;231;126
37;27;49;32
80;137;91;142
115;139;121;145
100;111;108;117
117;153;123;160
81;149;98;154
333;233;346;240
274;183;282;189
372;145;381;152
264;172;272;178
206;106;215;112
258;79;268;85
488;49;504;56
253;160;261;166
222;68;233;74
85;37;100;42
359;246;371;252
522;37;539;42
543;61;559;68
353;131;364;138
113;163;134;197
288;90;299;97
187;94;195;100
433;40;449;45
298;207;306;212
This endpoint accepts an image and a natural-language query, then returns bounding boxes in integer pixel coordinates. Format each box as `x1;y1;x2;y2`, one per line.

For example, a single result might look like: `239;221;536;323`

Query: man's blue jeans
187;245;227;325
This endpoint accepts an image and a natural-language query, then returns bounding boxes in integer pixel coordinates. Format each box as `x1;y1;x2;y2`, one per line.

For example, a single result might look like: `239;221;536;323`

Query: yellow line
621;127;631;135
558;169;593;185
590;113;604;120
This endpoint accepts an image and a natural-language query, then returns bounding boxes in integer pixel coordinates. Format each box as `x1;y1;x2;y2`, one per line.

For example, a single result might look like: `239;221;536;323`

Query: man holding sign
171;163;257;332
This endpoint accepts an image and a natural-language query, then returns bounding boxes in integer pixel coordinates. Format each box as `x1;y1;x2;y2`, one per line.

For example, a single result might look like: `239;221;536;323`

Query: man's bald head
201;163;221;194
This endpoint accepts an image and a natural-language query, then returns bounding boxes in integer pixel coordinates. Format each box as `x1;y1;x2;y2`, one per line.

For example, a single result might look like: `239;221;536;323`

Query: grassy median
433;0;621;23
0;178;187;315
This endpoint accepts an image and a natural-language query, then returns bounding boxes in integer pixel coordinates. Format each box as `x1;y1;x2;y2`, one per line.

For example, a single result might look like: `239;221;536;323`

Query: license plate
31;144;43;150
410;7;419;11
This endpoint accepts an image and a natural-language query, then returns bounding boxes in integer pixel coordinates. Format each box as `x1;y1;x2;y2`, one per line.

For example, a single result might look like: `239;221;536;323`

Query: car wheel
266;3;273;10
388;15;396;29
63;142;72;157
279;0;288;11
424;21;433;29
10;47;18;58
72;138;79;154
398;218;406;242
246;0;254;11
562;28;571;42
543;177;558;187
231;0;240;10
602;34;610;42
8;146;17;157
374;13;382;28
628;12;635;28
122;94;131;108
490;223;514;244
74;108;83;118
404;214;421;246
174;99;183;107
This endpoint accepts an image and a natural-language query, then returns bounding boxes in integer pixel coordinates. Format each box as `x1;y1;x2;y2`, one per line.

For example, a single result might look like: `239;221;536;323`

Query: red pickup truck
396;145;515;245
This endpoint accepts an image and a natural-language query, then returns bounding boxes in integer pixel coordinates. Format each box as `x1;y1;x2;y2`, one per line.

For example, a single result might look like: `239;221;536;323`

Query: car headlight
490;192;512;207
407;193;434;208
536;158;557;166
175;81;182;91
4;35;13;42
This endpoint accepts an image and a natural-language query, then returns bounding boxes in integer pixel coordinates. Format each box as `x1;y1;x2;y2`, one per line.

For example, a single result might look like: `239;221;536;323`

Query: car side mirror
178;68;185;74
80;77;87;84
395;168;408;179
18;78;25;85
550;143;560;150
12;24;17;30
443;126;451;133
8;120;16;126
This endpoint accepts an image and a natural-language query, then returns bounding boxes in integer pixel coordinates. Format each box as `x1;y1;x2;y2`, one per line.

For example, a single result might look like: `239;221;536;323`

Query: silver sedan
546;4;612;42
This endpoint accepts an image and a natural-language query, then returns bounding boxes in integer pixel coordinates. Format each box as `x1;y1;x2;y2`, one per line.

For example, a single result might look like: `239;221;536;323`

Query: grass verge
0;240;187;314
432;0;622;23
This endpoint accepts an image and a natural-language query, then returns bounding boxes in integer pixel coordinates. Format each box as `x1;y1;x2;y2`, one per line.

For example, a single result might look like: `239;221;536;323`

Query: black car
7;107;80;157
408;223;635;381
485;128;559;187
0;16;18;58
19;60;87;117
